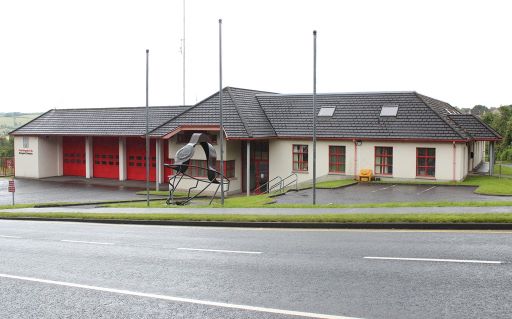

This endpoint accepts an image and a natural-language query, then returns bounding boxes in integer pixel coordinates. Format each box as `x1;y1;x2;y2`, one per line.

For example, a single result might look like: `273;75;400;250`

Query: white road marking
177;247;262;254
371;184;396;192
0;235;22;239
364;256;503;264
60;240;114;245
0;273;358;319
416;186;437;195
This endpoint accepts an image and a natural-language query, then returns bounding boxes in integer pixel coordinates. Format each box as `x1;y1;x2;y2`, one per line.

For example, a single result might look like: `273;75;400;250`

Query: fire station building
10;87;501;194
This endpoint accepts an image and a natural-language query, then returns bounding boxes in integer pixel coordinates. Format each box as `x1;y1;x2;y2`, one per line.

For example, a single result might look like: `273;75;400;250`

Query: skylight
380;104;398;117
318;107;335;117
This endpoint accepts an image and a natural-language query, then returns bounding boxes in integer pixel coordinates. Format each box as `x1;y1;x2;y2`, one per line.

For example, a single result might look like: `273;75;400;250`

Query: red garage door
126;137;156;181
63;136;86;176
93;137;119;179
163;140;174;182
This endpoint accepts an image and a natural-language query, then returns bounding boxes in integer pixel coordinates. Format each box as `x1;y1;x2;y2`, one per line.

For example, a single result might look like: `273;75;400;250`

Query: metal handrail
280;173;298;192
253;176;282;194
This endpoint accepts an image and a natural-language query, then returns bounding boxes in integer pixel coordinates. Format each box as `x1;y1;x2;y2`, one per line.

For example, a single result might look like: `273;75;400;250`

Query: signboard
8;180;15;193
18;148;33;155
6;159;13;169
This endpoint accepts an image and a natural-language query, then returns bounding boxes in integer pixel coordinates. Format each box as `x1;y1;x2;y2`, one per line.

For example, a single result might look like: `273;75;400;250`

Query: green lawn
315;179;357;189
105;196;512;209
493;164;512;176
1;212;512;224
457;176;512;195
0;203;36;209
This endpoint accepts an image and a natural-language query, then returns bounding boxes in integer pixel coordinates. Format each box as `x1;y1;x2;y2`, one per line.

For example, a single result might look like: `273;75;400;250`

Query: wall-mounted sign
18;148;33;155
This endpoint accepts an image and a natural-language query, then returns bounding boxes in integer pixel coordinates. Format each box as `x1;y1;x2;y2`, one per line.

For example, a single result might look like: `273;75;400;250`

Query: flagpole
219;19;225;206
182;0;186;106
312;30;317;205
145;49;150;207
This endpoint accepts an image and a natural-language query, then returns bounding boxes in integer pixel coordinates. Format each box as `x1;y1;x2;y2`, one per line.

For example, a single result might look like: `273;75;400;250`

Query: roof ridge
254;95;278;137
225;86;276;95
47;105;189;111
256;91;417;97
148;88;229;137
415;93;468;140
227;87;253;138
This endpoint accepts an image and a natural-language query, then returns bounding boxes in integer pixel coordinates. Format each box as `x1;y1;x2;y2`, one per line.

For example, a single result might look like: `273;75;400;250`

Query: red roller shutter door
93;137;119;179
126;137;156;181
163;140;174;182
63;136;86;176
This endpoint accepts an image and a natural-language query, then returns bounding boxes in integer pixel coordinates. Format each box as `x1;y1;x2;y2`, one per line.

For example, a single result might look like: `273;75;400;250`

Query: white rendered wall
14;136;61;178
37;136;61;178
14;136;39;178
268;139;467;183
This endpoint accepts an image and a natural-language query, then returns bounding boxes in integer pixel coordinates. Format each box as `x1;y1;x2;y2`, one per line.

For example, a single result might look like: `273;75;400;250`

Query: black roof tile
11;87;501;142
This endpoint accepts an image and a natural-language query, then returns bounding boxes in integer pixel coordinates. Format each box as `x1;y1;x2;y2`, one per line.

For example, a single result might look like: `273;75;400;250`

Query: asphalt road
0;221;511;319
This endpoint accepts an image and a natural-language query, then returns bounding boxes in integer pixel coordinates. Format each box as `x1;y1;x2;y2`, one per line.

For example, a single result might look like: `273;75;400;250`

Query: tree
471;105;489;117
0;137;14;157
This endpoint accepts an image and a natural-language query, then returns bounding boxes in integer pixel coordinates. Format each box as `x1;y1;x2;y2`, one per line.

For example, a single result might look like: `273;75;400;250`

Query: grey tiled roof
150;87;275;138
448;114;501;140
11;87;501;142
256;92;472;141
10;106;189;136
227;87;277;138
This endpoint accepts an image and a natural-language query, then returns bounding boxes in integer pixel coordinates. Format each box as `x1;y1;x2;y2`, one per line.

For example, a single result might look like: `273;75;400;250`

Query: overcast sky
1;0;510;113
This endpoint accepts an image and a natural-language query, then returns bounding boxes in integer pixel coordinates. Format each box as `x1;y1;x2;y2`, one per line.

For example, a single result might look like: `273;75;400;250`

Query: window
329;146;345;173
318;107;335;117
375;147;393;175
22;136;29;148
293;145;308;172
216;160;235;178
380;104;398;117
416;148;435;177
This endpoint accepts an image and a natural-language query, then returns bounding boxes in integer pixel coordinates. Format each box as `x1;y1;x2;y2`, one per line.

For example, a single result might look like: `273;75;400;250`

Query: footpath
1;206;512;215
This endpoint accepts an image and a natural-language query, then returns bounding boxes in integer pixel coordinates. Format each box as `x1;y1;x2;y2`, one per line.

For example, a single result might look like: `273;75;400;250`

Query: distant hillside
0;112;41;136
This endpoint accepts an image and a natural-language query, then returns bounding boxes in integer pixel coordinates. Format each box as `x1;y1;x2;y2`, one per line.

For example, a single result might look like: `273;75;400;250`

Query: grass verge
316;179;357;189
0;204;36;210
1;212;512;224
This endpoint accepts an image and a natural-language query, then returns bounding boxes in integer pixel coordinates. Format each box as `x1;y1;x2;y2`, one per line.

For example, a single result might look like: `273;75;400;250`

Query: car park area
275;183;512;205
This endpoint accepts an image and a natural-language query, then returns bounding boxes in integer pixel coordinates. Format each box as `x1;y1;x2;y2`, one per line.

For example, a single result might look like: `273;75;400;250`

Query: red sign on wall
6;159;13;169
8;180;15;193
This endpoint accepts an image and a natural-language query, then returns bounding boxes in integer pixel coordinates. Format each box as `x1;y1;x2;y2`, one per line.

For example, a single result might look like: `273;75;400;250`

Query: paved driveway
276;183;512;204
0;178;161;205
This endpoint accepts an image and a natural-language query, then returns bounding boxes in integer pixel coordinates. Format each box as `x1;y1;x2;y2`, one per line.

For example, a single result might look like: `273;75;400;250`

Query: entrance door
63;136;86;176
93;137;119;179
254;160;269;193
242;141;269;193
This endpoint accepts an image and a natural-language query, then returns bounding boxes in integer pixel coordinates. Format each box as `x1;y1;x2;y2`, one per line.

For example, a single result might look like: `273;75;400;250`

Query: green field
0;113;41;135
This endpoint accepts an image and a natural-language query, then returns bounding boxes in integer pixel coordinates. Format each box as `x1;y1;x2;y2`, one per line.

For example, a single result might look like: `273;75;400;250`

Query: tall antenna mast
182;0;186;106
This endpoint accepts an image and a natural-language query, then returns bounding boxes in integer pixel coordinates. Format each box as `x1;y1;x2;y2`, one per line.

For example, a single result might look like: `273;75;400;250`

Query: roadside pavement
2;206;512;215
